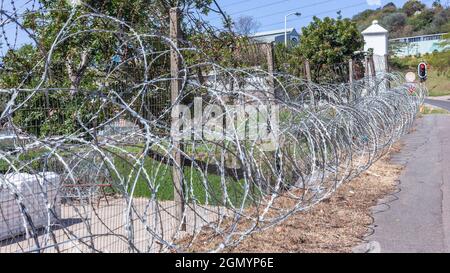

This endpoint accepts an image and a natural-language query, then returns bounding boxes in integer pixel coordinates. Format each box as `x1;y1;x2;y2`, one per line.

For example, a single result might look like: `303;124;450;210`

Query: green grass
426;70;450;97
0;145;259;207
0;149;49;173
112;149;260;207
390;54;450;97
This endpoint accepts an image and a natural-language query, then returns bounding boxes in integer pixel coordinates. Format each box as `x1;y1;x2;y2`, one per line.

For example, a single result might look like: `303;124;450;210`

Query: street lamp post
285;12;301;47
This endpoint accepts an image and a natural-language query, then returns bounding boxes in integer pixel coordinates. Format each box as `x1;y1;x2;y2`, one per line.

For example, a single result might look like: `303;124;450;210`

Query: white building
362;20;389;73
251;28;300;45
362;20;389;56
390;33;449;57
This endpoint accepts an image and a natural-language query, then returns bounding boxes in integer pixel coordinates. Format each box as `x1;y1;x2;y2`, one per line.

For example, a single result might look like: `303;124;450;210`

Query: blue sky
207;0;435;32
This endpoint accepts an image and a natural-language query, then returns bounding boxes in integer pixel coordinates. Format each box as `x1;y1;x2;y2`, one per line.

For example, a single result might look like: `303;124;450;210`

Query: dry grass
180;142;404;253
420;105;450;115
228;143;404;253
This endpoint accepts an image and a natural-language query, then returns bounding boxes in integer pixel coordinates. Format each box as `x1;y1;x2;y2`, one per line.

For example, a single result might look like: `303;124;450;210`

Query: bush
408;9;434;31
381;12;407;31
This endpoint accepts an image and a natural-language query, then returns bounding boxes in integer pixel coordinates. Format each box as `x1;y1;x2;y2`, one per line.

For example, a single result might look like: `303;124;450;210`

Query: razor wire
0;1;427;253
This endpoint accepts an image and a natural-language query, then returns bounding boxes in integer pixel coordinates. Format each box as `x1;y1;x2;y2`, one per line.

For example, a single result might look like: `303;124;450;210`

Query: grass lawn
113;152;257;206
0;146;260;207
425;70;450;97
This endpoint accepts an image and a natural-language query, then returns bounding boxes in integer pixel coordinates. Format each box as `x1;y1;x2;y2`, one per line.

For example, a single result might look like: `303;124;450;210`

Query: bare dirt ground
218;143;405;253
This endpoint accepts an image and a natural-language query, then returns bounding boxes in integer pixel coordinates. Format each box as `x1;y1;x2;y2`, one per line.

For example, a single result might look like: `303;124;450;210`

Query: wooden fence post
369;55;376;78
384;54;390;73
385;54;391;89
264;42;277;194
169;7;186;231
305;60;312;83
364;56;369;78
369;55;377;93
265;43;275;93
364;55;370;91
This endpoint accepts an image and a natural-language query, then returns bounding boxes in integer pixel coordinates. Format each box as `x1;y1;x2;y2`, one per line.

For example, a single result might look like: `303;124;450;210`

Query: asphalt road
425;98;450;111
366;115;450;253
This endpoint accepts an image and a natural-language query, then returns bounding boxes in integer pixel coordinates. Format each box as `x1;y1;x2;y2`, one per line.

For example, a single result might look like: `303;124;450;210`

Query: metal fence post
170;7;186;231
349;59;354;102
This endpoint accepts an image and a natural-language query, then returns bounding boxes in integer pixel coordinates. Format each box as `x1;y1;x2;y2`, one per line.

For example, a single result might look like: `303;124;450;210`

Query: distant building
390;33;449;57
250;28;300;45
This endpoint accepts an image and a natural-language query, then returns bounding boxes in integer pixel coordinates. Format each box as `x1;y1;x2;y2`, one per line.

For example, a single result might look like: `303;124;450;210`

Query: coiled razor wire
0;2;427;253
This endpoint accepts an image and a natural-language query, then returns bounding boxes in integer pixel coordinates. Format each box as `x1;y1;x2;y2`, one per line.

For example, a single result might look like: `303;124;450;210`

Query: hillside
352;0;450;39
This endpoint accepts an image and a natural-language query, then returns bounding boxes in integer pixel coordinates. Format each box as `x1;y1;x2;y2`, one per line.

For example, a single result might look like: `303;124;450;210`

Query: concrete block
0;172;61;241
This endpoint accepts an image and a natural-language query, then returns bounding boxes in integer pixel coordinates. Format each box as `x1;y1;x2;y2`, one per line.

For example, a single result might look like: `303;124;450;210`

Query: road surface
366;114;450;253
425;98;450;111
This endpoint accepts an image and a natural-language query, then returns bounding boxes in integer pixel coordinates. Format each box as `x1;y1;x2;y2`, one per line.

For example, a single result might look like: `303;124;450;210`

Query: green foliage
381;12;407;32
402;0;426;16
274;43;305;77
390;50;450;97
383;2;398;13
1;0;223;137
0;45;41;88
391;50;450;76
407;9;434;32
439;32;450;48
295;16;363;82
0;149;48;174
299;17;363;64
433;0;443;9
10;90;114;137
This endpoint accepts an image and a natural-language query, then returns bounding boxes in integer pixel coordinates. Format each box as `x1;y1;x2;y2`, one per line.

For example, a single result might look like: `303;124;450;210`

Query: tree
383;2;397;12
234;16;260;36
0;0;220;136
18;0;215;92
295;16;364;82
432;0;443;10
403;0;426;16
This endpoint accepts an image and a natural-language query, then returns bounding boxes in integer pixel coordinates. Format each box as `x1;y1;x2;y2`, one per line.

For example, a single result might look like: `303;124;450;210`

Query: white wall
393;40;446;57
0;172;61;241
364;34;388;56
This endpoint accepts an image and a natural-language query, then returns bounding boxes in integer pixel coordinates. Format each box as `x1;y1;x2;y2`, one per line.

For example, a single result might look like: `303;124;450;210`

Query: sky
207;0;437;32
